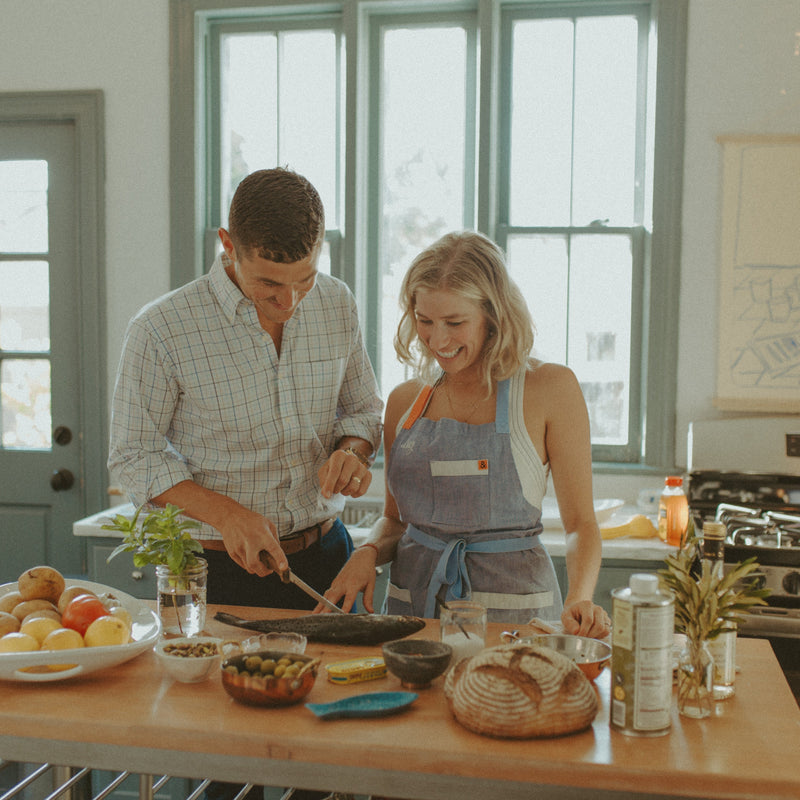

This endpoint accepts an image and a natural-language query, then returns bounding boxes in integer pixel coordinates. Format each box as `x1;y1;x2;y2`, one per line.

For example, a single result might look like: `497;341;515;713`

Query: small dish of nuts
154;636;223;683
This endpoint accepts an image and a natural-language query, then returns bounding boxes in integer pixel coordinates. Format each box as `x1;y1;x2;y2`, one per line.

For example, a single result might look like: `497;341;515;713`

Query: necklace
443;374;487;424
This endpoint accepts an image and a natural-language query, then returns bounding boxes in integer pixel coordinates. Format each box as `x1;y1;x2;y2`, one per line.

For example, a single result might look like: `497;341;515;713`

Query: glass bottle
658;476;689;547
702;520;736;699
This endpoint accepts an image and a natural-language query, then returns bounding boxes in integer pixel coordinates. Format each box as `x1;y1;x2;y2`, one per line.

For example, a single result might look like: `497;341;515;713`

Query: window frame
169;0;688;472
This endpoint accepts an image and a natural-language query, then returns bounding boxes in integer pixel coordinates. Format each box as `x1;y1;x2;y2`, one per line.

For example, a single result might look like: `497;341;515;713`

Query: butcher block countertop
1;607;798;800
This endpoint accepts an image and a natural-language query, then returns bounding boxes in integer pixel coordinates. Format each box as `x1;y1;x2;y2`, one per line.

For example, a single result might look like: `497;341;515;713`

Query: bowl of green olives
221;649;320;706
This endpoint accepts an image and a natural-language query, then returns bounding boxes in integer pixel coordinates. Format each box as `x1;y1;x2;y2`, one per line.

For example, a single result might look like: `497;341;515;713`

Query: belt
199;518;335;556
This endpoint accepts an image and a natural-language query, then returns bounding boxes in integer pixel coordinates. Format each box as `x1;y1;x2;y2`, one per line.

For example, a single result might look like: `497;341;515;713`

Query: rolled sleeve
108;315;193;505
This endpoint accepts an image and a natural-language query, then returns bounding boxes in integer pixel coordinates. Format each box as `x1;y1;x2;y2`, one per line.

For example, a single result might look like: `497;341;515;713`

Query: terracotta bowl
221;649;319;706
382;639;453;689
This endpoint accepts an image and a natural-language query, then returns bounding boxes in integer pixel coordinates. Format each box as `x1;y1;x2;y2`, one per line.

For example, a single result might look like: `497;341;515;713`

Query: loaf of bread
443;643;598;738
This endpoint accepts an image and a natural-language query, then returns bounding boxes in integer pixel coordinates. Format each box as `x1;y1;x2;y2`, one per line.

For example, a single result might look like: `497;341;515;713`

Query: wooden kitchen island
1;607;798;800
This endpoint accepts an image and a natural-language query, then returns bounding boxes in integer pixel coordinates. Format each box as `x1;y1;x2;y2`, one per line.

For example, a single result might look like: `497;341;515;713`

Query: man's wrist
341;446;372;467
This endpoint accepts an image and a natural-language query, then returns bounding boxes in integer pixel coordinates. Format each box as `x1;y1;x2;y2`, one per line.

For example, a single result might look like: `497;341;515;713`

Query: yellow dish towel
600;514;659;540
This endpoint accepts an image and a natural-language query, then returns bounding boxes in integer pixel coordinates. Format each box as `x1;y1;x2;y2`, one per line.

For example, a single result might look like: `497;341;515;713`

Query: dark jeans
204;519;354;608
203;520;353;800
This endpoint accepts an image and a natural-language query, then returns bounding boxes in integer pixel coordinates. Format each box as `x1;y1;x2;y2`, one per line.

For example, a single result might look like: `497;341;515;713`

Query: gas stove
686;417;800;649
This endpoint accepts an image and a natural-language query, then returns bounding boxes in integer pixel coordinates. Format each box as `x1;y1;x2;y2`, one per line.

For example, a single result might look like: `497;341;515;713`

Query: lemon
0;632;40;652
41;627;85;651
0;611;20;637
20;616;61;644
83;615;129;647
109;606;133;631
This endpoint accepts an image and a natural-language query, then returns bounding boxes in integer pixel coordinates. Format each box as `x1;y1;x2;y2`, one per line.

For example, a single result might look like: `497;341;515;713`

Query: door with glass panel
0;120;85;581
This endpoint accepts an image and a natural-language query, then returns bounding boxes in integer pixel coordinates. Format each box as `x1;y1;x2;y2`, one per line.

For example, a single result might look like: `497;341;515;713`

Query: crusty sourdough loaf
443;642;599;738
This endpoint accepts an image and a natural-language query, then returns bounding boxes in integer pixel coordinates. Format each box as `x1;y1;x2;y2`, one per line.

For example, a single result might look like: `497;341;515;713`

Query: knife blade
259;550;345;614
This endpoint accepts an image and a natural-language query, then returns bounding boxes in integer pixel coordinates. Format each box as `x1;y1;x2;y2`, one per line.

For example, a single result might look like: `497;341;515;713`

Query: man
108;167;382;610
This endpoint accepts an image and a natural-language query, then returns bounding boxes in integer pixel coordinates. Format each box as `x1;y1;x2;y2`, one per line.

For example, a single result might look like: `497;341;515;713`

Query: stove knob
782;571;800;596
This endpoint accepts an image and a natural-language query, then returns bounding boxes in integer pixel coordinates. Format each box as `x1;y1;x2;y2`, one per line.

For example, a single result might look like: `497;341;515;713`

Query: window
170;0;687;469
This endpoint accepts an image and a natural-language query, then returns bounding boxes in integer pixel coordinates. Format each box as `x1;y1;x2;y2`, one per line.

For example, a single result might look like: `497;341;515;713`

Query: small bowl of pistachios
154;636;223;683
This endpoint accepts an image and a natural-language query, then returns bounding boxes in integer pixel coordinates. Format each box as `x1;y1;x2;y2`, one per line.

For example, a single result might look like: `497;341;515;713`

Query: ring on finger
350;476;362;485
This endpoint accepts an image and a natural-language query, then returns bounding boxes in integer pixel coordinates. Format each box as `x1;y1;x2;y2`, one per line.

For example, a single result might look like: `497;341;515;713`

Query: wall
1;0;798;504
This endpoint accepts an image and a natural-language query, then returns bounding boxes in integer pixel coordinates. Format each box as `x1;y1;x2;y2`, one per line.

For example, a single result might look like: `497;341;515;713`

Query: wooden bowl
221;649;319;706
382;639;453;689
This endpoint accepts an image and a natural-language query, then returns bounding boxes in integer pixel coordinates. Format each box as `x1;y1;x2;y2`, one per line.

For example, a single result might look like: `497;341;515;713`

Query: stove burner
714;504;800;549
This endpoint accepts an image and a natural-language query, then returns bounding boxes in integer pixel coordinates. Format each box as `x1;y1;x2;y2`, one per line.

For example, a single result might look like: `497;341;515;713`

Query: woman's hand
314;546;379;614
561;600;612;639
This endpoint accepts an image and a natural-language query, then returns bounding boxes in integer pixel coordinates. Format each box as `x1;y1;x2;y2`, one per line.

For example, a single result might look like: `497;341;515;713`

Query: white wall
1;0;171;392
2;0;798;503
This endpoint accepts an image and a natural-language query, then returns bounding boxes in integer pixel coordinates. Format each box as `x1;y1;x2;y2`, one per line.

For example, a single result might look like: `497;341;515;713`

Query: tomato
61;594;110;636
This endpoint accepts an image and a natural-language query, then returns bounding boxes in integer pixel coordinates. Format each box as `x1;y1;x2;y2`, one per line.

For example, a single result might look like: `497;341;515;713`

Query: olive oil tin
610;573;674;736
326;656;387;684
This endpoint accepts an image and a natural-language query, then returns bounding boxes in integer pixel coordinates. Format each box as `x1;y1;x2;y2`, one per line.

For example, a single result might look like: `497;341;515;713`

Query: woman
322;230;610;637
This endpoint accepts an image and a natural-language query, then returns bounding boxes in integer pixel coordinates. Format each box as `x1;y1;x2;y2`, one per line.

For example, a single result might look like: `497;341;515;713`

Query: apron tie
407;524;539;618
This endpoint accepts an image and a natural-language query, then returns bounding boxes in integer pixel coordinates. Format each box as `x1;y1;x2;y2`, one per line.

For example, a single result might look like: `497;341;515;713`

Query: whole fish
214;611;426;645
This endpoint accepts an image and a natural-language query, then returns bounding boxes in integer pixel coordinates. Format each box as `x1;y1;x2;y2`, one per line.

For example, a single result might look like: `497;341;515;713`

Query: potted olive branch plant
658;523;770;718
103;504;207;636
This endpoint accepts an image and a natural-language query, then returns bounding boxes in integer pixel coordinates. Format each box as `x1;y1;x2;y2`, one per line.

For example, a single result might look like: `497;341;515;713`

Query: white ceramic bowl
154;636;222;683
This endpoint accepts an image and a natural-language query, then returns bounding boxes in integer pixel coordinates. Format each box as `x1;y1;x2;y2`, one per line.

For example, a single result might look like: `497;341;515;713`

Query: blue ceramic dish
305;691;418;720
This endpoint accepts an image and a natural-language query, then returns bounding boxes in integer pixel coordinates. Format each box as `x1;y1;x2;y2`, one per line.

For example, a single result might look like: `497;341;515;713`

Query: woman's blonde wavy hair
394;230;535;391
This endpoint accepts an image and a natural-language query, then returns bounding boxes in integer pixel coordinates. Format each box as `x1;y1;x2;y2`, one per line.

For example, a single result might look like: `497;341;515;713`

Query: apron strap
406;524;539;618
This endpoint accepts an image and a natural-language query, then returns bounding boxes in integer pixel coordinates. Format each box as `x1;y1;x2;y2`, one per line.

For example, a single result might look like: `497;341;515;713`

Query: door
0;107;102;582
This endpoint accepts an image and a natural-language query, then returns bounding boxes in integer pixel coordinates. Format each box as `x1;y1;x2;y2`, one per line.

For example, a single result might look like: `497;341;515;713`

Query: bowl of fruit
221;649;320;706
0;566;160;682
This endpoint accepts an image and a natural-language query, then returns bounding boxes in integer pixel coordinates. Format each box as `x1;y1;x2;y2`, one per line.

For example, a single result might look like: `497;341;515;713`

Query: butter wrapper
326;656;387;684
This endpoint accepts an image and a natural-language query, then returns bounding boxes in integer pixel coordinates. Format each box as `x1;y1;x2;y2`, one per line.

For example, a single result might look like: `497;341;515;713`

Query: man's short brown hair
227;167;325;263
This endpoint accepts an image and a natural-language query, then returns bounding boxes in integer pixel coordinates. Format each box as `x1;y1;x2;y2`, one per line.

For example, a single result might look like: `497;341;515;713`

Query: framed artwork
715;134;800;411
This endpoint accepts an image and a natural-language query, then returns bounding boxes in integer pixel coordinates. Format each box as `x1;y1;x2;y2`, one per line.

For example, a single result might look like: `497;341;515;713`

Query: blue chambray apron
386;377;563;625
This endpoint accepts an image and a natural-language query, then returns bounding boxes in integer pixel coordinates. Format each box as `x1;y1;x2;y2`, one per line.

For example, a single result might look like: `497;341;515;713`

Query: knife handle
259;550;290;583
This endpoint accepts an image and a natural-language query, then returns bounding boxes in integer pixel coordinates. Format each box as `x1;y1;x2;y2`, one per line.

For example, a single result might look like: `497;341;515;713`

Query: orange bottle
657;476;689;547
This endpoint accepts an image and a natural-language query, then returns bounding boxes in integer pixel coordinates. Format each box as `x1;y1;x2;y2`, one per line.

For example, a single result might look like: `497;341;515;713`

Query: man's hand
217;507;288;576
319;448;372;499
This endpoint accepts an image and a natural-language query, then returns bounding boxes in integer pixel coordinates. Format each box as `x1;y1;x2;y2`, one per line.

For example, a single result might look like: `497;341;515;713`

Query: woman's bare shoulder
524;359;580;391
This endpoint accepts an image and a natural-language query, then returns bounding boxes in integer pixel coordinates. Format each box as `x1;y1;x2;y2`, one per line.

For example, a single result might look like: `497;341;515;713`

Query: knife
259;550;345;614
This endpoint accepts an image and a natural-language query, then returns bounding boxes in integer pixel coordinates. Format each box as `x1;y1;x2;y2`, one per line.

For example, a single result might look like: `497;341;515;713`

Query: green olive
244;655;262;672
274;664;287;678
224;665;239;675
260;658;277;675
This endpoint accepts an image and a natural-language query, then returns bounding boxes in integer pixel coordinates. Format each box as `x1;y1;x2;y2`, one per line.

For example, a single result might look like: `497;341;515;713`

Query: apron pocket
430;459;491;528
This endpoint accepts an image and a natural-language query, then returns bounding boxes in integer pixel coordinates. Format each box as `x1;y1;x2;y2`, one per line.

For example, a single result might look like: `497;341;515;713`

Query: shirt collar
210;251;250;324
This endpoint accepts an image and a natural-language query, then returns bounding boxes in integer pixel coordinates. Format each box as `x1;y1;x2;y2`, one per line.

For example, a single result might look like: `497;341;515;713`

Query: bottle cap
664;476;683;487
629;573;659;596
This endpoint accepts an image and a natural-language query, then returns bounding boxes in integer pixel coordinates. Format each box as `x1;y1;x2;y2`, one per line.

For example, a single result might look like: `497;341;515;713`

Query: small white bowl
154;636;222;683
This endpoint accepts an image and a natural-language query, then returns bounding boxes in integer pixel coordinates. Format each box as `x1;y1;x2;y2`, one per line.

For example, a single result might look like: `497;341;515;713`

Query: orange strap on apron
402;385;434;430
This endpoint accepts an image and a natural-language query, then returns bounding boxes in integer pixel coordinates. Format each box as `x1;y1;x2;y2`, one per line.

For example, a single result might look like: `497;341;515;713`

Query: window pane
507;233;632;446
572;16;639;225
221;33;278;212
1;358;51;449
506;234;569;362
0;160;48;253
379;24;469;398
0;262;50;351
220;29;340;229
569;234;632;444
509;19;574;226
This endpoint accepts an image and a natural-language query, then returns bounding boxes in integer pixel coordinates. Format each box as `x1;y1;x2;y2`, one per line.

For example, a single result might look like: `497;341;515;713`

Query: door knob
50;468;75;491
53;426;73;446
